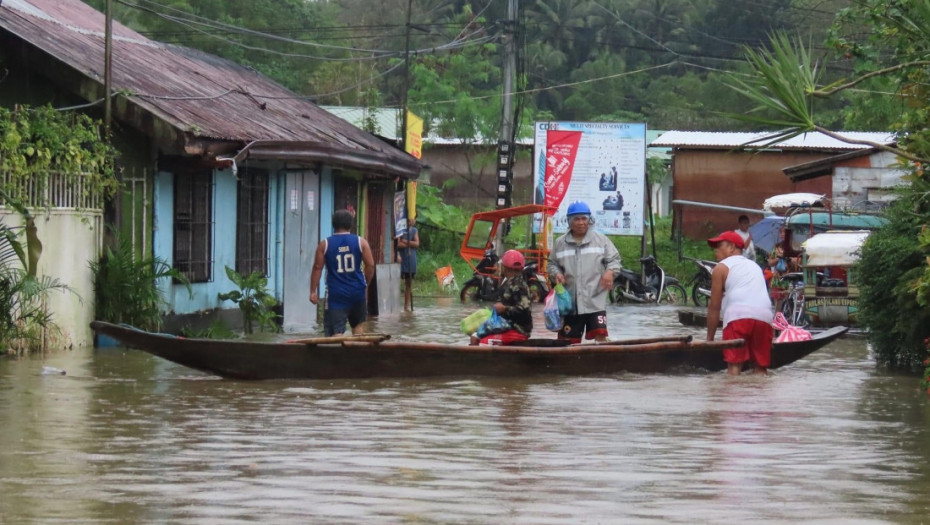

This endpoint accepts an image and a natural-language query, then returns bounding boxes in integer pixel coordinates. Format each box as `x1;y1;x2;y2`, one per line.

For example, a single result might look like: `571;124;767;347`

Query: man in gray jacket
548;201;622;343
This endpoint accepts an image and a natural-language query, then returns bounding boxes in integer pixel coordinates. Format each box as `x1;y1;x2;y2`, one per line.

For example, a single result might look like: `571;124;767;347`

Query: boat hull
90;322;847;380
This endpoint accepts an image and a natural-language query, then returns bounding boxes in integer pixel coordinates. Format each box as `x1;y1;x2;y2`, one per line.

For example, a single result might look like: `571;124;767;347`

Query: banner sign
533;121;647;236
393;190;407;237
543;130;583;211
405;111;423;159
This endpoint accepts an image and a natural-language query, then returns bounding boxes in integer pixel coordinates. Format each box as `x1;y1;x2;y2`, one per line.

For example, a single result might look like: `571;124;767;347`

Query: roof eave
241;141;422;179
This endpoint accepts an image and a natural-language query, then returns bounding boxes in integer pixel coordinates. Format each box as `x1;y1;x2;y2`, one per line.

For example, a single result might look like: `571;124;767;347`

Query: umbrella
749;215;785;254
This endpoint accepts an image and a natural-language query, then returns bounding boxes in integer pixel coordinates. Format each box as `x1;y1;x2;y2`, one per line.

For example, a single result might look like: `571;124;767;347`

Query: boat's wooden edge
285;334;391;345
342;338;745;354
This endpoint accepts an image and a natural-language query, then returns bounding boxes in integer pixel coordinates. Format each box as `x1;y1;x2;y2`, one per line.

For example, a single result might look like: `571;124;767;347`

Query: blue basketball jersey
324;233;367;309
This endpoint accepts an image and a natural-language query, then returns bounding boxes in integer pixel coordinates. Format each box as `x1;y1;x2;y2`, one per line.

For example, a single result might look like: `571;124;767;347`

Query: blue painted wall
154;167;286;315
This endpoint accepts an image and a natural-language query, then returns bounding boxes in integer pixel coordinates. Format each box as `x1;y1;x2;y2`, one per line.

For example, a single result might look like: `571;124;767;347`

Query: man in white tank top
705;231;774;375
736;215;755;260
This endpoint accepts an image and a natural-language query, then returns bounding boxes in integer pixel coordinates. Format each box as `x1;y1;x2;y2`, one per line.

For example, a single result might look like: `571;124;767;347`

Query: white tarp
763;193;826;211
802;231;870;266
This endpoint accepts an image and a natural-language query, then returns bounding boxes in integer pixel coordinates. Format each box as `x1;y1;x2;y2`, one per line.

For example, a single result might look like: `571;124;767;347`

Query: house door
282;170;320;333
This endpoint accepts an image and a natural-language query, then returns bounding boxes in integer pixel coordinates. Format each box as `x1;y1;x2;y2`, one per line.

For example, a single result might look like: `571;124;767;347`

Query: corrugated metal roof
650;130;896;151
321;106;535;145
0;0;420;177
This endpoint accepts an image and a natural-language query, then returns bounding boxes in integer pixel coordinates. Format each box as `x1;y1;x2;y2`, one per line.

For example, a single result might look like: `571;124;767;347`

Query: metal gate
282;170;320;333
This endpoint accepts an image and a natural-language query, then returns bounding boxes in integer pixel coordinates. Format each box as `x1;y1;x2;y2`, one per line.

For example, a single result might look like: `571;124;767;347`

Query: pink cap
501;250;525;270
707;231;745;249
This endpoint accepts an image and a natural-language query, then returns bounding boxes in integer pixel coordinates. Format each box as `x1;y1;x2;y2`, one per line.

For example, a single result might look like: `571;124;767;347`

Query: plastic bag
477;309;512;338
774;258;787;273
543;288;563;332
554;283;573;316
460;307;492;335
772;312;812;343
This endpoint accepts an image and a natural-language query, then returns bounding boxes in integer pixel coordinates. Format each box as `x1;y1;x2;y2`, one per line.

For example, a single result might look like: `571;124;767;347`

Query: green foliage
407;6;501;141
0;105;118;207
857;197;930;368
725;33;819;139
90;232;189;331
217;266;280;335
180;319;237;340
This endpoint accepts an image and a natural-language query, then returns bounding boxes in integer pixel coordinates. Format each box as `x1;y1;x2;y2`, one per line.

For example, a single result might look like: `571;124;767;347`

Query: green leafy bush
1;105;118;207
857;197;930;369
217;266;280;335
90;232;189;331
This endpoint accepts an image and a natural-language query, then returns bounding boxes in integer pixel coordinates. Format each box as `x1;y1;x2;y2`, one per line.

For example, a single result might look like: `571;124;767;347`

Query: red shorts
722;318;774;368
480;329;529;346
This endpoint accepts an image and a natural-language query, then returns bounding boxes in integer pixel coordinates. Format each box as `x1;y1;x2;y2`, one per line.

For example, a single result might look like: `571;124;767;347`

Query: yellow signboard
405;110;423;159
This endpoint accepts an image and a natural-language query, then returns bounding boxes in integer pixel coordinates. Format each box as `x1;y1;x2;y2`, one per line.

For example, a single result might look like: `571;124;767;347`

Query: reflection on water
1;299;929;524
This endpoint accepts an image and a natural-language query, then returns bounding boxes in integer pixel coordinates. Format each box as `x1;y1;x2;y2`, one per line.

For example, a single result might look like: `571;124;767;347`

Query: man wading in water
705;231;774;375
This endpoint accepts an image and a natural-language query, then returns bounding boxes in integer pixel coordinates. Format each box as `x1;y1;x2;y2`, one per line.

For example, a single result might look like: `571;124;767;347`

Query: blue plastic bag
477;309;512;337
555;283;573;316
543;288;562;332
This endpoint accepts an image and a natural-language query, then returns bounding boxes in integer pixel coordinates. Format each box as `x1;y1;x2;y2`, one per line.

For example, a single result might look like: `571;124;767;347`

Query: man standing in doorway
705;231;774;375
309;209;375;336
397;215;419;311
547;201;622;343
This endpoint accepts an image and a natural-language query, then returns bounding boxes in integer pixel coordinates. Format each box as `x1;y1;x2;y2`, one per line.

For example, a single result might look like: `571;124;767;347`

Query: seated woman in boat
471;250;533;346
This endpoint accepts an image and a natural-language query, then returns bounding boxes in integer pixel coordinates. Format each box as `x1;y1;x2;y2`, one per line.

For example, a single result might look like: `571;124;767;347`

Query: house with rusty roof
0;0;421;336
650;130;899;241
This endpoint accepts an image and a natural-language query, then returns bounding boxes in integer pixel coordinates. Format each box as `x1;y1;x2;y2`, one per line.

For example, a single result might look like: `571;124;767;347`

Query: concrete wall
1;209;102;348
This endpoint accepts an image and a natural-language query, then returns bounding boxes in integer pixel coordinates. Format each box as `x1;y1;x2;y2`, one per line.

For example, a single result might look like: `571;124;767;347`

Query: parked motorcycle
683;256;716;306
611;255;688;304
459;249;549;303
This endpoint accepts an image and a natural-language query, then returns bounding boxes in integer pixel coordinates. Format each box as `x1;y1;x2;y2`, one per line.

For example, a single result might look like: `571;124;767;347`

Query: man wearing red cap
706;231;774;375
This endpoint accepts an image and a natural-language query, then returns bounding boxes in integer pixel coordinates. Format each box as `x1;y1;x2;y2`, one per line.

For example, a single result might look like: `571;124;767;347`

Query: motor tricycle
459;249;549;302
611;255;687;304
458;204;554;303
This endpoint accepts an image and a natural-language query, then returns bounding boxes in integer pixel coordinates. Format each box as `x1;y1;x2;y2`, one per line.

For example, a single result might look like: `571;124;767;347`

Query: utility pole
492;0;518;257
104;0;113;131
400;0;413;154
495;0;518;211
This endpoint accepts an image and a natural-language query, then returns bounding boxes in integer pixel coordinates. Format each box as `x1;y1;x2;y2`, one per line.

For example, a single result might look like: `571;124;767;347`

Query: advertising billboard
533;121;647;236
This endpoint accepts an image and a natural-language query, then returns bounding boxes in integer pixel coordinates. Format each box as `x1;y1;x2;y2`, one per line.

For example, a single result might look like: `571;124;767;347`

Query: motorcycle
683;256;716;306
460;249;549;303
611;255;688;304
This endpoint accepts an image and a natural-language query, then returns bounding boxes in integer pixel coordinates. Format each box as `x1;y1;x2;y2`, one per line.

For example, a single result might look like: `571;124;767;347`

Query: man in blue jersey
309;210;376;336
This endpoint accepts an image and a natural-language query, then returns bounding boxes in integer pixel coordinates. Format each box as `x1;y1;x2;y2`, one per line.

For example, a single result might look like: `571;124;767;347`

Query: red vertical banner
543;130;583;211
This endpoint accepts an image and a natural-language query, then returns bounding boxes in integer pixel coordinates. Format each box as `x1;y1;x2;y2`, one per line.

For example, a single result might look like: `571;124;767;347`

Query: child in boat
470;250;533;345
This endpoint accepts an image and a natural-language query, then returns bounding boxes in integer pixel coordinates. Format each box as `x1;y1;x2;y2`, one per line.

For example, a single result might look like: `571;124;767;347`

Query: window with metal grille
174;169;213;282
235;168;269;276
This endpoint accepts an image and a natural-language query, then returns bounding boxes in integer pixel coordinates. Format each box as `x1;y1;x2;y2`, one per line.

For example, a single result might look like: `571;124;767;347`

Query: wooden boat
90;321;848;380
678;310;718;328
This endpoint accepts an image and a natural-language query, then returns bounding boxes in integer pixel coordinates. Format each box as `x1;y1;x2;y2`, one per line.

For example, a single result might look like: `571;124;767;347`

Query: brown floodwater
1;298;929;524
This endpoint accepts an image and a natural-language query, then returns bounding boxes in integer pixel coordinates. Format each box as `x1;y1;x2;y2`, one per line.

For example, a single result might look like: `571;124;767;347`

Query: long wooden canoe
90;321;848;380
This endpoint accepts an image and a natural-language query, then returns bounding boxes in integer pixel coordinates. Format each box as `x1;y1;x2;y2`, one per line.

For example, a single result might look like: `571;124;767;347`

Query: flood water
2;298;929;524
